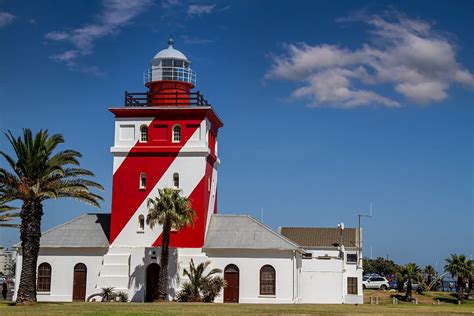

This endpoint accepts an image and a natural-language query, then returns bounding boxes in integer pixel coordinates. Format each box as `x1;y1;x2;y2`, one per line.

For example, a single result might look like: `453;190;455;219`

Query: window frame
347;277;358;295
139;172;147;190
173;173;179;188
259;265;276;296
346;253;357;264
138;215;145;233
172;125;181;143
139;125;148;143
37;262;52;293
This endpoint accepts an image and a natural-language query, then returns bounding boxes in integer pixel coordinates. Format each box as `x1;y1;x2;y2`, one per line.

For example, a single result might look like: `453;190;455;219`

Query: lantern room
144;37;196;86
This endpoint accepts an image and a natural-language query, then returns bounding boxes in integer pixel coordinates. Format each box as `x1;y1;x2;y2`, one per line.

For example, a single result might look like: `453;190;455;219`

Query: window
302;253;313;259
162;59;172;67
37;262;51;292
172;125;181;143
138;215;145;232
260;265;276;295
140;125;148;143
347;277;358;295
139;173;146;189
347;253;357;263
173;173;179;188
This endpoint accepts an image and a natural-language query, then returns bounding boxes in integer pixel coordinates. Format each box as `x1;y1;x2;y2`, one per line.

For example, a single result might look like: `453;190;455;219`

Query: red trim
109;107;223;129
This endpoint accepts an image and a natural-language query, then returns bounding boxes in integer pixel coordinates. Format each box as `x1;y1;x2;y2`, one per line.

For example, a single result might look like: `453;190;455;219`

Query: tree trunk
457;275;464;304
16;200;43;304
405;278;412;301
158;220;171;301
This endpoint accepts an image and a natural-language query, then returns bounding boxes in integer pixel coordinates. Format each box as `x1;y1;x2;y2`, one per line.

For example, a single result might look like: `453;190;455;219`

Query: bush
178;259;226;302
115;291;129;302
101;287;115;302
177;282;197;302
202;277;226;302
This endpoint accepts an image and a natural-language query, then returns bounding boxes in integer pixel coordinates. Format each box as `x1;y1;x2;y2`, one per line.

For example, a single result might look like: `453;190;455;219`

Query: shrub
101;287;115;302
178;259;226;302
115;291;129;302
202;277;226;303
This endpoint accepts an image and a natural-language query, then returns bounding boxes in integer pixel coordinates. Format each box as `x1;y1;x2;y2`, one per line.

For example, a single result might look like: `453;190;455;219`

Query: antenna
261;208;264;223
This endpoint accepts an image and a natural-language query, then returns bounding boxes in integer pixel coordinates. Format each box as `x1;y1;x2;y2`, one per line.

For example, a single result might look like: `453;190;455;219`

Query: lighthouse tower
97;38;223;296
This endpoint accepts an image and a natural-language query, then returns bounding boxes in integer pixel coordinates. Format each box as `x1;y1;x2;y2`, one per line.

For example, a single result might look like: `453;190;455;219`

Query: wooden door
224;264;239;303
73;263;87;301
145;263;160;302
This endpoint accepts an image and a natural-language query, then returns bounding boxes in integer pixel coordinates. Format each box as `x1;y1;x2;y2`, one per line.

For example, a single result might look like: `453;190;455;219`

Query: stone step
103;254;130;265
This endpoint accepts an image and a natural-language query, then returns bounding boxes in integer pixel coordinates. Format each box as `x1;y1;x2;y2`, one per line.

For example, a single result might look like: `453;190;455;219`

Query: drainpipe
338;223;345;304
292;250;295;303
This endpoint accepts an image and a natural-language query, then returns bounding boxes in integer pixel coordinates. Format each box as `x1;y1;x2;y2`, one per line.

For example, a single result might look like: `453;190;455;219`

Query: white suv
362;276;389;290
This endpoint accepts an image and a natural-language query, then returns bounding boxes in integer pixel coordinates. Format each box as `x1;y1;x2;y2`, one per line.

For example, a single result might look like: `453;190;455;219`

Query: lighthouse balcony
144;66;196;85
124;90;210;107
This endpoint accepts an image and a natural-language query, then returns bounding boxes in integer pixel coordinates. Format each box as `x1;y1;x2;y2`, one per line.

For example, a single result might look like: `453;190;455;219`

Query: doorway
224;264;239;303
145;263;160;302
72;263;87;301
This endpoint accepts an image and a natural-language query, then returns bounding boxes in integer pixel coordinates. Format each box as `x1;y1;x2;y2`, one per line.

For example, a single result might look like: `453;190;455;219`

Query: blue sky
0;0;472;270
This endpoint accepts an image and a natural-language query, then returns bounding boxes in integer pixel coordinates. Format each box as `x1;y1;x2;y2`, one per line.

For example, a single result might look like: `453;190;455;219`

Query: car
362;276;390;290
403;281;419;291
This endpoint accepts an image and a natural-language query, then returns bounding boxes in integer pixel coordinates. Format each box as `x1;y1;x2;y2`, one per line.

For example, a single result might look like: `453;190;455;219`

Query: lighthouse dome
145;37;196;85
151;37;189;63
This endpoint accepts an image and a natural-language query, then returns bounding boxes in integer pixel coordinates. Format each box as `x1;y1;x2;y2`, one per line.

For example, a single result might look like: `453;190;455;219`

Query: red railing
124;91;210;107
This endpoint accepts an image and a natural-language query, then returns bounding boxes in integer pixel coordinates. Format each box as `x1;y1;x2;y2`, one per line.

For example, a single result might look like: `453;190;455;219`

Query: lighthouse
11;37;363;305
96;38;223;297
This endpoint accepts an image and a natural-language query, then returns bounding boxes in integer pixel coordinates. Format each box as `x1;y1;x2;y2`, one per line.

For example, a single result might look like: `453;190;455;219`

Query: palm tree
444;254;473;304
424;265;437;289
399;263;421;301
0;199;19;228
0;129;103;304
146;188;196;301
179;259;224;302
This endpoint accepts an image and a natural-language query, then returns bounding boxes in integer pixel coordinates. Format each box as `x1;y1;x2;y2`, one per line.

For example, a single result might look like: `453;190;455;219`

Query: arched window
138;215;145;232
172;125;181;143
173;173;179;188
37;262;52;292
139;172;146;189
140;125;148;142
260;265;276;295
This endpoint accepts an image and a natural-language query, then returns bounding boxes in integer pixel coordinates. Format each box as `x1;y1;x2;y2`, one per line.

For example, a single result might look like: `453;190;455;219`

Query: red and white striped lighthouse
108;38;223;248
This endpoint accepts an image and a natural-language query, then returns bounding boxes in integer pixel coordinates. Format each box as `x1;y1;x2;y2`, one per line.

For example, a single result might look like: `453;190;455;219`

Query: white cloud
45;0;152;71
181;34;214;45
0;11;15;27
187;4;216;16
266;12;474;108
162;0;180;8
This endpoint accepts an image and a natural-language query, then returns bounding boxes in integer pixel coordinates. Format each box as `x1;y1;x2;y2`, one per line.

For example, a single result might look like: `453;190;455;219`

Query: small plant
176;282;195;302
115;291;129;302
177;259;225;302
202;277;226;302
101;287;115;302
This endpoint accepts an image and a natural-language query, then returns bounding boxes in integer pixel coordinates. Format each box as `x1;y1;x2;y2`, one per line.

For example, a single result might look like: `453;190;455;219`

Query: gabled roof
38;213;110;248
203;214;301;251
279;227;360;249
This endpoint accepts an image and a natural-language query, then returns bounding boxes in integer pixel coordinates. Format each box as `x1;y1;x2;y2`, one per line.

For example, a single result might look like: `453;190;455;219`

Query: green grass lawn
1;292;473;315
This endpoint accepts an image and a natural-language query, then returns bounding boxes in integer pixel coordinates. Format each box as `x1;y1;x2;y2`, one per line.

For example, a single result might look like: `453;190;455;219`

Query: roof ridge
281;226;357;230
245;215;301;250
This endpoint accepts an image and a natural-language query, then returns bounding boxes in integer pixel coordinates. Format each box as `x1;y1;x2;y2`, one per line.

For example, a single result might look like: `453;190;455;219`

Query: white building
13;214;363;304
13;38;363;304
0;247;15;276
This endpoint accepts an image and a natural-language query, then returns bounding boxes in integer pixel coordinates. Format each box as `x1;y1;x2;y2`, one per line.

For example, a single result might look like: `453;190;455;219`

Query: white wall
13;247;107;302
204;249;299;304
299;248;363;304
